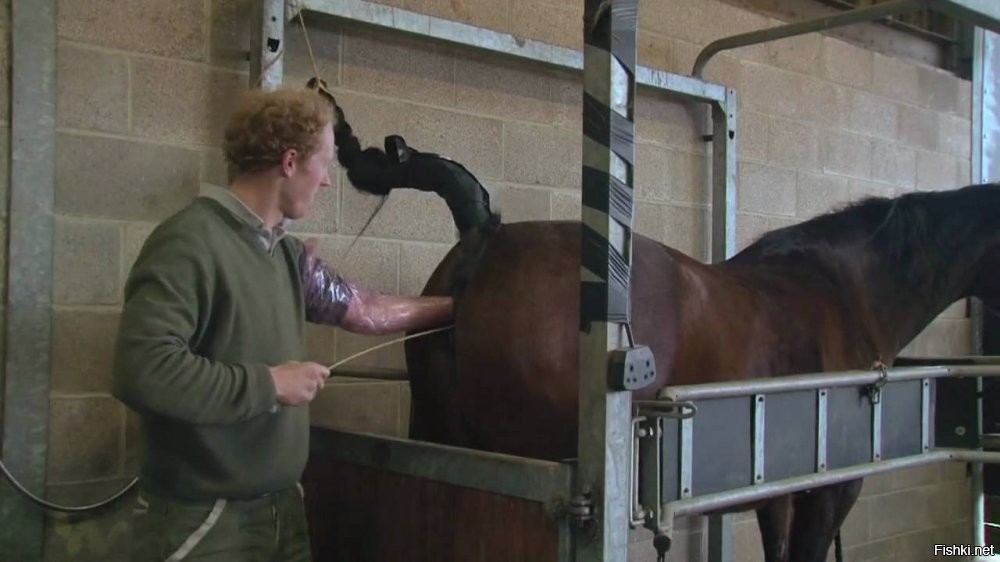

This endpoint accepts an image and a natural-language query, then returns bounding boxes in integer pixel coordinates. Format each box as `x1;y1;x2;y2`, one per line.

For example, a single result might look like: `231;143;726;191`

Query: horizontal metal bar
658;365;1000;402
635;66;728;103
928;0;1000;35
296;0;727;103
692;0;930;77
309;428;575;504
665;449;1000;519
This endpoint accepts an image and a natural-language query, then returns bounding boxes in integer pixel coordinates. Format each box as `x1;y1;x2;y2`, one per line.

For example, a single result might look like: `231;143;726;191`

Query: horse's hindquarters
455;222;583;460
406;222;583;460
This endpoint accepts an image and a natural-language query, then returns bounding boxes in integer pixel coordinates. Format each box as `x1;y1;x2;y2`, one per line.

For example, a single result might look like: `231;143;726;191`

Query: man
112;87;453;561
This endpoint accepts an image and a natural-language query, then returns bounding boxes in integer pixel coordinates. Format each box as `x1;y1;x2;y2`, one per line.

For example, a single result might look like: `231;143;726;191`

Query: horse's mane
730;183;1000;288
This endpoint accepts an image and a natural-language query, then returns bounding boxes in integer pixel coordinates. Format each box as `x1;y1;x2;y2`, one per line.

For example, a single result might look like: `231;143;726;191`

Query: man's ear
281;148;299;177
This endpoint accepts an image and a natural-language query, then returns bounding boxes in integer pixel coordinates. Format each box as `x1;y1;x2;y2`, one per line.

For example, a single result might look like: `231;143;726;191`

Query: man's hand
270;361;331;406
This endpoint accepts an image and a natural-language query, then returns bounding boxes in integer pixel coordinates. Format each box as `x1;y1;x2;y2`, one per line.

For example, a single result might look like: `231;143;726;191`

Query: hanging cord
325;325;453;374
296;9;323;82
293;9;387;264
0;460;137;513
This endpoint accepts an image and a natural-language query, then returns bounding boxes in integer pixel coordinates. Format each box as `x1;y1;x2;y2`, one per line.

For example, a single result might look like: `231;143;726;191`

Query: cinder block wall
27;0;974;560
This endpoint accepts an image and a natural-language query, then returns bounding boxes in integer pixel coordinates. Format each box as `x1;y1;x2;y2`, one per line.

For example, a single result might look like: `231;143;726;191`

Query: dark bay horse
322;93;1000;561
400;185;1000;562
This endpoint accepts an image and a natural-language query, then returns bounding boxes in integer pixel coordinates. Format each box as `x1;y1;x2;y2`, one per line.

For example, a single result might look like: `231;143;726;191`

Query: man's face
280;123;335;220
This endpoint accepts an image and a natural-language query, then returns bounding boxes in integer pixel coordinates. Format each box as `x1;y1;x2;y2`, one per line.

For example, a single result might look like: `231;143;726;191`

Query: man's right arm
112;232;316;424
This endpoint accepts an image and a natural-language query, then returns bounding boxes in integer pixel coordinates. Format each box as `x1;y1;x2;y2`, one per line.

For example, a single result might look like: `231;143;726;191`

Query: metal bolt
956;426;967;436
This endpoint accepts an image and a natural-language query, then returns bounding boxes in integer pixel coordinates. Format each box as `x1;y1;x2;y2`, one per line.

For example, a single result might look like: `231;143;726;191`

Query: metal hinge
568;488;594;525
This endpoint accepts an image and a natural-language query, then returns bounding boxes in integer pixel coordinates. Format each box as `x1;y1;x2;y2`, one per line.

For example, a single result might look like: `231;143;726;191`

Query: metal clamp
635;400;698;420
866;360;889;405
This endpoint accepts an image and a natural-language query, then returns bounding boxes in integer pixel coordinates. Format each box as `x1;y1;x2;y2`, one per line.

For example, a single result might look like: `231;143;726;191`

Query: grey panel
691;397;752;496
881;380;923;460
661;418;680;503
764;391;817;481
826;387;872;470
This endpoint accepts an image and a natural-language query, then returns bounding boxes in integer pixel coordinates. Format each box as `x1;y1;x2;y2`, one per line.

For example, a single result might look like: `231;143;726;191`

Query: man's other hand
270;361;331;406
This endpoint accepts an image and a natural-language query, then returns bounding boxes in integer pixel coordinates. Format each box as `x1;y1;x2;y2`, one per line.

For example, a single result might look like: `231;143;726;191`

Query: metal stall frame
254;0;1000;560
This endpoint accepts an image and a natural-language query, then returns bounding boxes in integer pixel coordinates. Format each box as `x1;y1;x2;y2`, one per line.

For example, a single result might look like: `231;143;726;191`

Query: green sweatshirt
113;194;311;500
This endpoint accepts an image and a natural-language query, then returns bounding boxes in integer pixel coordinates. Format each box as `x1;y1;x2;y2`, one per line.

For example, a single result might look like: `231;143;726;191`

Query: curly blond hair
223;88;334;180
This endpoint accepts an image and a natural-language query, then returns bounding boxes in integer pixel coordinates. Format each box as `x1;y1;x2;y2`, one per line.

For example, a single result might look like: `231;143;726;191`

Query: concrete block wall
8;0;974;560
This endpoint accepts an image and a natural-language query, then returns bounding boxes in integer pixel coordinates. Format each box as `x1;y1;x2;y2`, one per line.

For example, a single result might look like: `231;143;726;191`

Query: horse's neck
841;229;982;361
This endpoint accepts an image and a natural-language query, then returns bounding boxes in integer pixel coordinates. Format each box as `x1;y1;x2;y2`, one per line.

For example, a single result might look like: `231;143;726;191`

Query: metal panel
0;1;56;558
295;0;727;103
826;386;872;470
690;397;752;496
764;390;817;481
308;429;575;504
881;380;923;460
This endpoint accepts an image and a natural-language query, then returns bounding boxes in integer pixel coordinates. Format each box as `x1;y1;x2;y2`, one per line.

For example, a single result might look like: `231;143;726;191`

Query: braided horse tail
306;78;501;299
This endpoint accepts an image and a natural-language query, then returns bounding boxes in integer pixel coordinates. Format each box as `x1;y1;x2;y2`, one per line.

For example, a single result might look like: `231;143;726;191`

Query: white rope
326;325;453;373
165;499;227;561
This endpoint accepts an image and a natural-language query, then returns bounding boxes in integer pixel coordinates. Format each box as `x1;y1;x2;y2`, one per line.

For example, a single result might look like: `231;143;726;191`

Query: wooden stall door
302;456;562;562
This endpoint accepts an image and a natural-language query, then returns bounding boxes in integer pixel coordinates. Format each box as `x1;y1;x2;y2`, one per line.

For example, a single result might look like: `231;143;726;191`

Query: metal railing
631;359;1000;548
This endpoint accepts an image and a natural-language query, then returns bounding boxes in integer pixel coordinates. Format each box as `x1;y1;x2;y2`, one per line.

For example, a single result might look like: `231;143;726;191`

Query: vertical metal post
970;25;999;549
706;87;739;560
250;0;285;90
711;89;738;262
577;1;637;560
708;514;733;562
0;0;56;558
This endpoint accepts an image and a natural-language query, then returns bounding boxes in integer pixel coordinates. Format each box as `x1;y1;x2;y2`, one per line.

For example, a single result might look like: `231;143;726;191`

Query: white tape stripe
165;499;227;562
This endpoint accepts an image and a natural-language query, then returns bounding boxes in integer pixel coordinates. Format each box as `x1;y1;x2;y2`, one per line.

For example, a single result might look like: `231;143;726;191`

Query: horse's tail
308;78;501;298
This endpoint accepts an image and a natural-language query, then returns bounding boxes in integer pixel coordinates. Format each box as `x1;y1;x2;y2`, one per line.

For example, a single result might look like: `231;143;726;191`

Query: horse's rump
405;220;691;460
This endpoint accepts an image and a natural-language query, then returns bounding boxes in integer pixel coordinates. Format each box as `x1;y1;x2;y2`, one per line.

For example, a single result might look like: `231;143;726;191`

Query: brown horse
395;183;1000;562
323;96;1000;561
